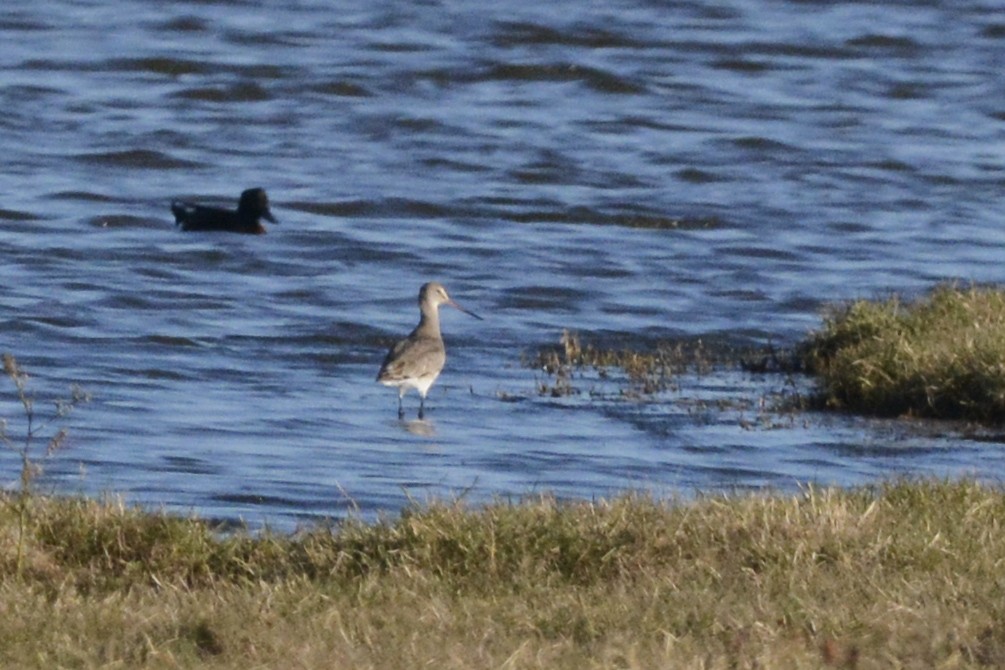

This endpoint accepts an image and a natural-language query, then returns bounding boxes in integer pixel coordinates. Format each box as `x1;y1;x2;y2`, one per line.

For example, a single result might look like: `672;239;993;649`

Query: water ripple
0;0;1000;529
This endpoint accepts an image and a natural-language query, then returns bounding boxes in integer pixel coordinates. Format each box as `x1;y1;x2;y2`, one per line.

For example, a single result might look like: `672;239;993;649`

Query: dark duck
171;187;277;234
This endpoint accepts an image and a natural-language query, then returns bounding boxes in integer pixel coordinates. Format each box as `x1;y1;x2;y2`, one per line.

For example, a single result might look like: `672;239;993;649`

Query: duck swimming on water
171;187;277;234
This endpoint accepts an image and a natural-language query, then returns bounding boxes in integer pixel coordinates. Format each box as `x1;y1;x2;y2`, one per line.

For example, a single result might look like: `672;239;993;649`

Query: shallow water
1;0;1004;529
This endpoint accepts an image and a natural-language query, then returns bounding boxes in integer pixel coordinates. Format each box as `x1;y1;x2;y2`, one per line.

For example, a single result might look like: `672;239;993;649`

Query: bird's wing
377;336;445;382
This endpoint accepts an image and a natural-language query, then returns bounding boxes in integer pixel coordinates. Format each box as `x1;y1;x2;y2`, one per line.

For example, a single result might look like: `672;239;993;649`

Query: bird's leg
397;393;405;420
418;396;425;420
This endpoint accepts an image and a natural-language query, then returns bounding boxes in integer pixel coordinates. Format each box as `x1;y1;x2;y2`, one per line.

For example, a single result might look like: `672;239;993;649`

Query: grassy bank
524;285;1005;424
0;480;1003;668
803;284;1005;421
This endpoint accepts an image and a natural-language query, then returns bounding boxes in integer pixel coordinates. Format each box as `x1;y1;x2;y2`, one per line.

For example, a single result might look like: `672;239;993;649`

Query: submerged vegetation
1;480;1004;667
528;284;1005;427
526;329;717;397
802;284;1005;422
523;329;809;425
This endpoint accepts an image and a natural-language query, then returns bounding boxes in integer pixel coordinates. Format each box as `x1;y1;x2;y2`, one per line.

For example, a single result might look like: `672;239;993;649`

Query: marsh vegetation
526;329;719;398
801;284;1005;422
529;285;1005;426
7;284;1005;666
1;481;1004;668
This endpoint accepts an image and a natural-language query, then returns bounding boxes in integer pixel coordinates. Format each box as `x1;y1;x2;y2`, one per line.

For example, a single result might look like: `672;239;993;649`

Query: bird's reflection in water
401;418;436;438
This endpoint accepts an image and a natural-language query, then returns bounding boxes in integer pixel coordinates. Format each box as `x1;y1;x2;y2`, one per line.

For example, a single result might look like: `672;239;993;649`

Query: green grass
524;285;1005;424
802;284;1005;421
2;480;1005;668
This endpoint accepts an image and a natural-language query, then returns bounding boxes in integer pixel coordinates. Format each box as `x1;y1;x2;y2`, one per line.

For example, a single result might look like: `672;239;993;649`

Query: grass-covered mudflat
526;284;1005;425
803;284;1005;422
2;480;1004;668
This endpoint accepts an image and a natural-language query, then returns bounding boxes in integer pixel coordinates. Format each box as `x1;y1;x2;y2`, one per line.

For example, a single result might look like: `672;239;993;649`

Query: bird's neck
415;309;442;339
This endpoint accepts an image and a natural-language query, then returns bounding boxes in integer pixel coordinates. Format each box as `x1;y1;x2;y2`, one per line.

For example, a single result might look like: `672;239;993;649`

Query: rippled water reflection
1;1;1004;529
